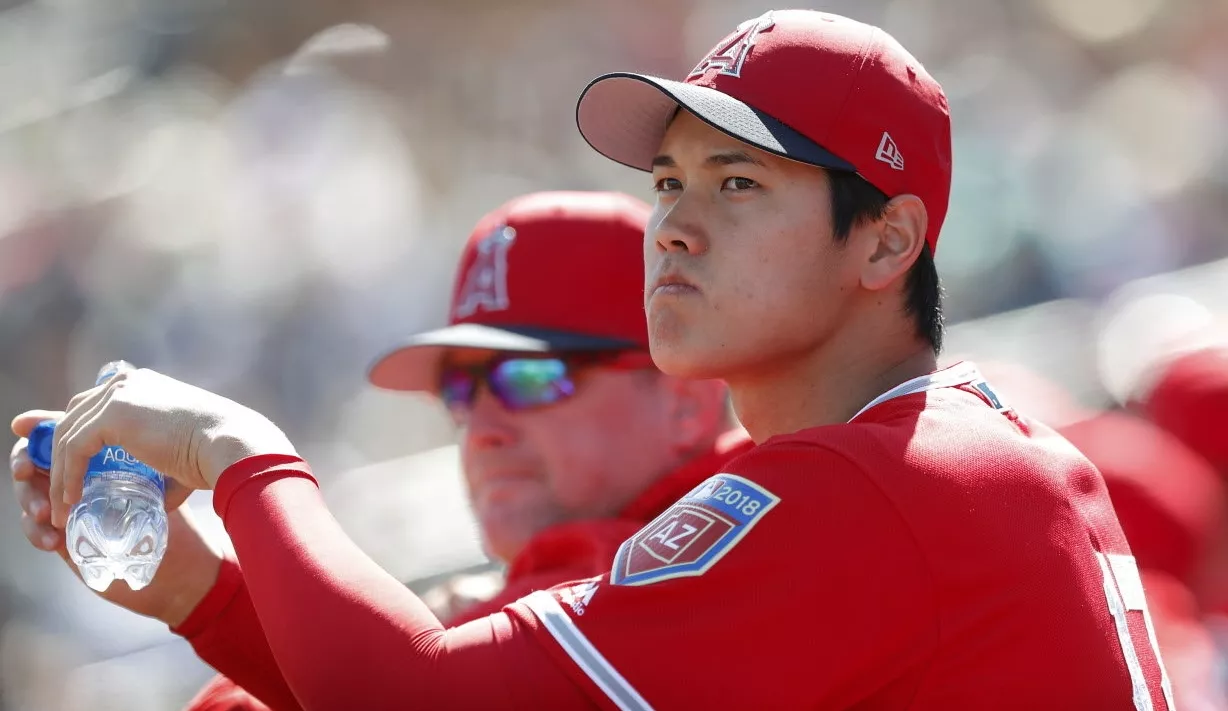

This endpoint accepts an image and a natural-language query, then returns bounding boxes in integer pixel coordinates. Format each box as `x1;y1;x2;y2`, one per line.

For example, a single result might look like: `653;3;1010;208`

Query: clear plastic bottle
26;361;168;592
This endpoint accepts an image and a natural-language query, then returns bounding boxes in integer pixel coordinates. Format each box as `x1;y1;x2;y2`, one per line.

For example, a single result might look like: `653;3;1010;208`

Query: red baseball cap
575;10;952;251
1142;347;1228;470
368;191;652;392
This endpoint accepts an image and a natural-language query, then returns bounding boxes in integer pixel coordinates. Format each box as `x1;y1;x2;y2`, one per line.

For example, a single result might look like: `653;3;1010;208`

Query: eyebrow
650;150;768;169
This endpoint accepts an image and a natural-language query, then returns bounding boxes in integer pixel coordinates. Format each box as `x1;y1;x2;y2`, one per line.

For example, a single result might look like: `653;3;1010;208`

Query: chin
648;308;747;379
648;338;733;380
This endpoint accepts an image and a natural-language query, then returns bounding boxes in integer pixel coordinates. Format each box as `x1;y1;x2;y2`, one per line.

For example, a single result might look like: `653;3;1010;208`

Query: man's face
644;111;862;381
444;349;679;564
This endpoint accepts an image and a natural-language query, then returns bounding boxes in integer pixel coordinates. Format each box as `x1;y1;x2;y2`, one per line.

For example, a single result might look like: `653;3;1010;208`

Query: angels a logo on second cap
687;12;776;79
452;225;517;320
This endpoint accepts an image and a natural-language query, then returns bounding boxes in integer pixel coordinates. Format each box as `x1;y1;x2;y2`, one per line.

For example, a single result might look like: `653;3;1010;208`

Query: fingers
14;445;63;552
20;512;63;552
16;474;53;524
11;433;58;553
50;386;113;528
10;440;40;483
65;381;107;418
11;410;63;439
18;472;62;552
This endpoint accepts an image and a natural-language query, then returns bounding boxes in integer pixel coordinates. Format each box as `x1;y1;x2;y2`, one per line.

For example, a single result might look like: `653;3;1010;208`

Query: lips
472;471;539;505
650;270;699;296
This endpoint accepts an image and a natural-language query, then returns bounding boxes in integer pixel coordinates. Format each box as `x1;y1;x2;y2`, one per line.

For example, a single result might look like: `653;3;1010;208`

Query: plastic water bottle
26;361;168;592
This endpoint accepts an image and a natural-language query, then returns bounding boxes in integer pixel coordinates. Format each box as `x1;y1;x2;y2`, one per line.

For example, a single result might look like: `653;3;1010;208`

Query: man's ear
859;194;927;292
660;376;730;454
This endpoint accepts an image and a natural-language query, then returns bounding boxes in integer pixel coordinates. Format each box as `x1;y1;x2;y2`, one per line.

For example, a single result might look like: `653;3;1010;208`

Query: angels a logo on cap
453;225;516;320
687;12;775;79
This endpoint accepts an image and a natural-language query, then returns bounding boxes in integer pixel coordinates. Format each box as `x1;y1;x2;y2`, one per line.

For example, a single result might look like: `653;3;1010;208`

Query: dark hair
827;169;944;352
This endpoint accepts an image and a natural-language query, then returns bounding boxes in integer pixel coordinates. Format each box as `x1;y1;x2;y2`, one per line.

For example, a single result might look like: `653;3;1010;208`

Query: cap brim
576;72;856;173
367;323;638;392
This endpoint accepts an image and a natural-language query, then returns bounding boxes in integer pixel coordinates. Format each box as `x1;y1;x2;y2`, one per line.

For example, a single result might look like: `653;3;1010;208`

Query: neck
727;321;937;443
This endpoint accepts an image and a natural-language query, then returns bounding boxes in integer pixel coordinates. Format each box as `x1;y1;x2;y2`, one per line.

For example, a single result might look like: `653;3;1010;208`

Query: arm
214;445;936;710
213;455;595;710
180;491;643;708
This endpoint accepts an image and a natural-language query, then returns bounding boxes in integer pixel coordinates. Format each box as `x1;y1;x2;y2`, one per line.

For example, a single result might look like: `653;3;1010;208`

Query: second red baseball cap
576;9;952;252
1143;347;1228;470
368;191;652;392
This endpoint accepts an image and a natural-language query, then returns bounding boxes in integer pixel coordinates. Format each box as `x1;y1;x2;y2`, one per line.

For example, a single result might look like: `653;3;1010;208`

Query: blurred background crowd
0;0;1226;708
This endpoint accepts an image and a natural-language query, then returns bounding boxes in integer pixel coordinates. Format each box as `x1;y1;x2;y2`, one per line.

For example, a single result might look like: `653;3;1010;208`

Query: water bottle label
85;446;166;494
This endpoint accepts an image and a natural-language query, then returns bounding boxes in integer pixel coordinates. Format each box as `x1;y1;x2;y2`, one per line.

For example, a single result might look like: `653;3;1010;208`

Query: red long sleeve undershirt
193;454;594;710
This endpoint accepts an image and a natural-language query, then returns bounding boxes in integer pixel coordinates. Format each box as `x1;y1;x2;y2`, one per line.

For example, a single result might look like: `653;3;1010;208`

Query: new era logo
876;132;905;171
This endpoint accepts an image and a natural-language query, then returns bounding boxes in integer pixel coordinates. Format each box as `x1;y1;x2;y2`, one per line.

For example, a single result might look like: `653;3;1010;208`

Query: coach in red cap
13;10;1174;710
366;190;744;589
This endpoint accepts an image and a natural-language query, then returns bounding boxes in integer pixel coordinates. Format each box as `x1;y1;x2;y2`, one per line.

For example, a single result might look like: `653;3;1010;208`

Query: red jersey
506;362;1174;709
184;362;1174;710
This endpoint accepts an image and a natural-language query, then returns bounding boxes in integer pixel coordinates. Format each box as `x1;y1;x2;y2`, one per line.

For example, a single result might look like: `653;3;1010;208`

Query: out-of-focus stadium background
0;0;1225;707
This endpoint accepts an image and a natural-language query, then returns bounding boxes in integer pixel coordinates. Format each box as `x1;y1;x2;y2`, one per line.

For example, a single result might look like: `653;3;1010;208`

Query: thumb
12;410;64;439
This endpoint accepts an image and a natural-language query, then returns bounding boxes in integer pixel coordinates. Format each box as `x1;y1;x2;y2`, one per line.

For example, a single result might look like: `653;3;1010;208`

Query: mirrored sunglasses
439;351;656;417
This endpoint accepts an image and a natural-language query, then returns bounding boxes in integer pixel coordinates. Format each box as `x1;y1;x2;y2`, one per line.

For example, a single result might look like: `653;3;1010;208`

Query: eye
653;177;683;193
722;176;759;191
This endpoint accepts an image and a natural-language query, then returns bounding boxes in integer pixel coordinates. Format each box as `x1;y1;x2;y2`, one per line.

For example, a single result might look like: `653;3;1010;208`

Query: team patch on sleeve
611;474;780;586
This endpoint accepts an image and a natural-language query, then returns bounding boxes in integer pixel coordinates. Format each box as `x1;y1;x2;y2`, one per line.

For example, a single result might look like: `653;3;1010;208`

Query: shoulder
723;434;866;480
676;437;915;552
727;426;894;499
608;432;934;600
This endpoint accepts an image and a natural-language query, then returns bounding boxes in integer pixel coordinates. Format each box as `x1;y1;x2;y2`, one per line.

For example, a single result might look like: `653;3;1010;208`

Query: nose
651;199;707;255
462;386;517;450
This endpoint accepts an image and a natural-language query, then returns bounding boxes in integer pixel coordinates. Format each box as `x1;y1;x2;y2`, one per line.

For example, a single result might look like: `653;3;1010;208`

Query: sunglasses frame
439;349;656;418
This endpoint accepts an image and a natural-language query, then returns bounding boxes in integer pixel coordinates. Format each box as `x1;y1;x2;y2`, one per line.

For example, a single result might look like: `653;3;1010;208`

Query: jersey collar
848;361;985;423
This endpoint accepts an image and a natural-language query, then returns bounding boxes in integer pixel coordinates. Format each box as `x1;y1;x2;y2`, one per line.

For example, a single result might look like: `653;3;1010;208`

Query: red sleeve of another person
206;445;936;711
182;675;272;711
172;554;300;711
447;520;644;626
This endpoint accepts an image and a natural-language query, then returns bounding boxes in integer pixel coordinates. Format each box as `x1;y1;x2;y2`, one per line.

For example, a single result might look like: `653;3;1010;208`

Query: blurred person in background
11;191;745;711
1142;346;1228;480
1139;345;1228;692
976;360;1228;710
1061;414;1228;711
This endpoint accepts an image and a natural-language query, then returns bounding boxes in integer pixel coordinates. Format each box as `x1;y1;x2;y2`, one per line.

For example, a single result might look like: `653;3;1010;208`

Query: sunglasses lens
491;358;574;410
440;370;476;411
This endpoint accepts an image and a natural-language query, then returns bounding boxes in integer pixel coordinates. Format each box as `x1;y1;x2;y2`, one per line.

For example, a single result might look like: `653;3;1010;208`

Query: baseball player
18;10;1172;710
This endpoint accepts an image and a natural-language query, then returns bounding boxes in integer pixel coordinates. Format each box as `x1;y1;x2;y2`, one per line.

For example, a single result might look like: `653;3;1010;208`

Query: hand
14;367;298;528
10;430;225;626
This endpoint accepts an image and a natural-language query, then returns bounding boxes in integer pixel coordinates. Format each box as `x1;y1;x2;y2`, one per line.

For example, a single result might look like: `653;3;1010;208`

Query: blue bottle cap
26;420;56;471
